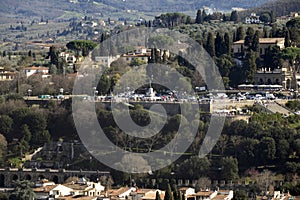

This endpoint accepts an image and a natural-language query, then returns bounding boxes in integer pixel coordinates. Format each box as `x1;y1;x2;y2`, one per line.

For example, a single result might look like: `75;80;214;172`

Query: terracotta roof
33;184;58;193
212;194;228;200
193;191;214;197
108;187;131;196
136;189;155;194
56;196;98;200
234;38;284;44
0;72;16;75
141;191;165;200
24;66;49;70
179;187;191;191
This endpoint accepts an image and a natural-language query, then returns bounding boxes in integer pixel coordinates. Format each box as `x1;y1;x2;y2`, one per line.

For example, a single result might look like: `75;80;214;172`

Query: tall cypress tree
285;30;291;48
164;183;174;200
244;27;255;50
49;46;59;66
230;10;238;22
195;10;203;24
252;30;260;52
155;191;162;200
224;32;231;55
270;10;275;24
236;26;244;41
215;32;224;57
206;32;215;57
202;10;208;22
244;50;257;83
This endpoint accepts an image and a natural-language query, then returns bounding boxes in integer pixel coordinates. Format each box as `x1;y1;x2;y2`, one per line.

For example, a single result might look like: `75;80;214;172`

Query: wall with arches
0;168;110;187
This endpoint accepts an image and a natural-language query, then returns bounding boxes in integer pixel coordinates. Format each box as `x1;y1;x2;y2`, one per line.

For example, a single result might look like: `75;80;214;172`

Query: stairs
258;101;293;116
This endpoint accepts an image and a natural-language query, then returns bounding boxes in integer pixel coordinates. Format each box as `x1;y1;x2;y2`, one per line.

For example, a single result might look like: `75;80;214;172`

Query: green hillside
0;0;273;23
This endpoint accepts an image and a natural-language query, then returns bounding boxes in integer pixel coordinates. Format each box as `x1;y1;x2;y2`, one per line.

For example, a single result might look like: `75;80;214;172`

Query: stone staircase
261;101;293;116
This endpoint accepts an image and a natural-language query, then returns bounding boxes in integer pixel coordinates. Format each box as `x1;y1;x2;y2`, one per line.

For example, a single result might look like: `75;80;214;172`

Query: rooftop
234;38;285;45
24;66;49;70
33;184;58;193
192;191;215;197
108;187;132;196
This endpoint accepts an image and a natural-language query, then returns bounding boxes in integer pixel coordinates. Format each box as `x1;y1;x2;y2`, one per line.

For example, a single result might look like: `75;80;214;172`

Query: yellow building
233;38;285;57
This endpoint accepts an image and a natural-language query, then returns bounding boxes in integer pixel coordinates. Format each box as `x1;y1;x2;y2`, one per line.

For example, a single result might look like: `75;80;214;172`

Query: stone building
233;38;285;57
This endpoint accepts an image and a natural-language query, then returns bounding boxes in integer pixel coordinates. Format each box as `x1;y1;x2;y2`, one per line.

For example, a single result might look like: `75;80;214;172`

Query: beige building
0;67;16;81
254;66;300;90
233;38;285;57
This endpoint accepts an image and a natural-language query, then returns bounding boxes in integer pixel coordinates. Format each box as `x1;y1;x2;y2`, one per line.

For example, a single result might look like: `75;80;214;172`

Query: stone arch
0;174;5;187
78;174;84;178
52;175;59;184
259;79;264;84
267;79;272;84
25;174;32;181
90;175;98;182
287;79;291;89
64;175;69;182
38;175;45;180
11;174;18;183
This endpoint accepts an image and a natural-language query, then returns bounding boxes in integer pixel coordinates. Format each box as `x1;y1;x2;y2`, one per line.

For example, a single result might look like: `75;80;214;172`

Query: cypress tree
206;32;215;57
49;46;59;66
285;30;291;48
224;32;231;55
236;26;244;41
230;10;238;22
222;14;227;22
244;27;255;50
195;10;203;24
202;10;208;22
252;30;260;52
155;191;162;200
215;32;224;57
270;10;275;24
164;183;174;200
244;50;257;83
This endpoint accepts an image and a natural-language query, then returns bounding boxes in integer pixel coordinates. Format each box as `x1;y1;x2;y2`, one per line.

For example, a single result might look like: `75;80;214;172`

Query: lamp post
27;89;32;99
149;74;153;89
93;87;98;101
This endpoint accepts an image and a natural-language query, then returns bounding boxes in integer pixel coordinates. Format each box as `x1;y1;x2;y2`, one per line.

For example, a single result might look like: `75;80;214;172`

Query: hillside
241;0;300;18
0;0;273;23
